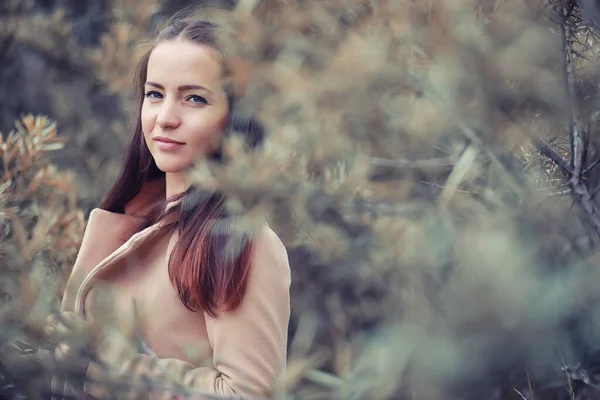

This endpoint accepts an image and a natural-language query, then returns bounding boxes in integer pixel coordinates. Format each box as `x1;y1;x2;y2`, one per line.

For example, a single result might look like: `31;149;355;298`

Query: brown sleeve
85;226;291;399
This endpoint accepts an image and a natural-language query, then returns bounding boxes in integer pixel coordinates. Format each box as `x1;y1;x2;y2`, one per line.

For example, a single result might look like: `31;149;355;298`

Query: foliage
0;114;83;399
4;0;600;399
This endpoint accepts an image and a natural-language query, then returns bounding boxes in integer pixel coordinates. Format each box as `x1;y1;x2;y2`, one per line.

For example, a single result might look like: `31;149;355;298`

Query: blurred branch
1;9;88;76
64;302;268;400
420;179;480;195
16;41;87;75
577;0;600;29
80;374;264;400
0;30;14;64
428;91;523;194
236;0;263;13
530;135;572;175
563;3;587;179
370;156;458;169
545;187;572;196
457;121;523;193
439;144;479;206
13;38;87;76
350;199;427;216
303;369;345;390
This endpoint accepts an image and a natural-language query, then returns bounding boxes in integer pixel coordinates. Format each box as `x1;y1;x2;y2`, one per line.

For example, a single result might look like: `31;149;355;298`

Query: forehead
146;40;224;86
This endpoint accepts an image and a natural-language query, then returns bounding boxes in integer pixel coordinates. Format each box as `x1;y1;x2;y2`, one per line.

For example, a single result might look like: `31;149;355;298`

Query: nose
156;99;181;130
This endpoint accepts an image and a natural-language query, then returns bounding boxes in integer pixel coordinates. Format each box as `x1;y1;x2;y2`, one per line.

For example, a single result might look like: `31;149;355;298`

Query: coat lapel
60;209;145;313
54;177;171;400
61;177;167;314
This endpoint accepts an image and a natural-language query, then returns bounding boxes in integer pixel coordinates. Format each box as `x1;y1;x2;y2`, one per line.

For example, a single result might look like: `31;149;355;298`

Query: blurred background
4;0;600;399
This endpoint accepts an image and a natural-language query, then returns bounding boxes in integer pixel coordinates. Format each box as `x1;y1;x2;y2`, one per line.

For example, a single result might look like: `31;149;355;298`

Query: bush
3;0;600;399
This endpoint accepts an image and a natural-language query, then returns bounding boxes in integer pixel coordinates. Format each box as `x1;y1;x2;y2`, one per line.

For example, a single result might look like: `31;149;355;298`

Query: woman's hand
45;311;94;376
0;337;48;377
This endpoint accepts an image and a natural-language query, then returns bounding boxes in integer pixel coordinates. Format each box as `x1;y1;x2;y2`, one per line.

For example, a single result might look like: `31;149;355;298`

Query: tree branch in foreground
561;2;600;235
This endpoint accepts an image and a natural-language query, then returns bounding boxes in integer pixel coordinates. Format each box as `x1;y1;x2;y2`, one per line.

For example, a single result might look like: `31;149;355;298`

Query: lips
154;136;184;145
154;136;185;151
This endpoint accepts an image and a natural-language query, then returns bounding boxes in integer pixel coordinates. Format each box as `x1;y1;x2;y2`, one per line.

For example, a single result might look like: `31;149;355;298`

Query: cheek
212;105;230;139
217;107;229;130
140;106;152;137
189;109;229;146
217;112;229;131
208;112;229;146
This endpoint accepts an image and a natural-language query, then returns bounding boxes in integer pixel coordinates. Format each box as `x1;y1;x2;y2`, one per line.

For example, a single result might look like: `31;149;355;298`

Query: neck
165;172;190;199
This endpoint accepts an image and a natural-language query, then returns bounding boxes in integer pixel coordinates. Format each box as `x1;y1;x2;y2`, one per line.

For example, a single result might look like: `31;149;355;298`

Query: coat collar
56;176;178;400
61;177;170;314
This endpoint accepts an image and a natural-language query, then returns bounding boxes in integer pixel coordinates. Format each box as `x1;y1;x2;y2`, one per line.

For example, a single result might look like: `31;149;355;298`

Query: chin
153;159;190;174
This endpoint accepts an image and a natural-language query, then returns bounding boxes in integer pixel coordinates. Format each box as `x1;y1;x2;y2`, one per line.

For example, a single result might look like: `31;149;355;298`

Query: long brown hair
101;17;264;317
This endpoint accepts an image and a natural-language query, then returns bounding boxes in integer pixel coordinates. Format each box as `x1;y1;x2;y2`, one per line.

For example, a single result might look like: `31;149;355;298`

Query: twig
530;136;571;175
556;344;576;400
304;369;345;389
422;63;523;195
562;5;587;179
438;144;479;206
526;368;534;400
557;1;600;235
590;182;600;199
545;187;572;196
572;49;595;62
564;367;576;400
456;121;523;194
578;0;600;30
583;157;600;174
513;388;528;400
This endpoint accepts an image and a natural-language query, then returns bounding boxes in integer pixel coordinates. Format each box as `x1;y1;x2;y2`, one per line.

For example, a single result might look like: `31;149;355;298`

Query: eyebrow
145;81;213;94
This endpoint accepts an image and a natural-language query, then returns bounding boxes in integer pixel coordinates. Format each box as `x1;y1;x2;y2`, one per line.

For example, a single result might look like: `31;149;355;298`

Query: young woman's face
141;40;229;174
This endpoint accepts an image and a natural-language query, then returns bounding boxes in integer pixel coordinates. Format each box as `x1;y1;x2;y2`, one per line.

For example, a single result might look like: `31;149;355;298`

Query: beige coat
53;178;291;399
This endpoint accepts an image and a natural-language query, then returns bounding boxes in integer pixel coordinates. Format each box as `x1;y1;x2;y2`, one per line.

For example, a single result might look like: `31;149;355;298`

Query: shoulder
253;223;287;255
252;223;289;264
248;223;291;286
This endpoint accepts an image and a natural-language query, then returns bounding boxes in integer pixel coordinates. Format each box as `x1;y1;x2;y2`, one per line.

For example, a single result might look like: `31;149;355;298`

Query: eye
144;90;163;99
187;94;208;105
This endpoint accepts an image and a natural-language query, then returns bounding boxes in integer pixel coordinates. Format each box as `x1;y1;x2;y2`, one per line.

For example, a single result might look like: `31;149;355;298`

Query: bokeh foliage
3;0;600;399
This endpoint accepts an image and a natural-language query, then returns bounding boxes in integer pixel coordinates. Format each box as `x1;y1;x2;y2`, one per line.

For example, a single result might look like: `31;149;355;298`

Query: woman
45;16;291;400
